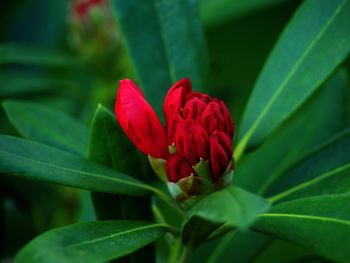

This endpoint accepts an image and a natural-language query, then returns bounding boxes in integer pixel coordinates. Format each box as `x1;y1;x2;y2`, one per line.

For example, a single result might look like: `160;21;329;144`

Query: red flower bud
163;78;192;125
210;131;233;181
166;154;196;182
175;119;209;165
115;79;168;159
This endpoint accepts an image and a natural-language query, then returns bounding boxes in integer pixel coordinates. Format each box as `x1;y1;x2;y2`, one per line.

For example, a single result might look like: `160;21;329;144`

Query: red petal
166;154;195;182
182;97;207;124
115;79;168;159
175;119;209;165
220;101;235;138
163;78;192;126
209;131;233;181
201;101;226;135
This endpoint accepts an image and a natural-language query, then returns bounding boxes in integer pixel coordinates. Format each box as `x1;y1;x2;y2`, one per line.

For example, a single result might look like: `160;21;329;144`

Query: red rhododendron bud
175;119;209;165
166;154;196;182
115;79;168;159
115;78;235;205
210;131;233;181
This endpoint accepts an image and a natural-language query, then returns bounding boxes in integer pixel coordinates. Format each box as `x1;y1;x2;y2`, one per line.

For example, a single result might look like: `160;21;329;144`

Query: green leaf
0;135;151;196
267;128;350;203
111;0;171;115
235;69;350;194
88;105;152;219
111;0;208;114
198;0;288;27
88;104;149;180
0;44;76;67
154;0;209;89
182;186;270;245
253;193;350;263
237;0;350;156
0;72;74;98
3;100;88;156
15;221;167;263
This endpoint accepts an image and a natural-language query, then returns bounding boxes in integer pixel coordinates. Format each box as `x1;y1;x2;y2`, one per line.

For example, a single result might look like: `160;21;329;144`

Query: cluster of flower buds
68;0;119;63
115;79;234;205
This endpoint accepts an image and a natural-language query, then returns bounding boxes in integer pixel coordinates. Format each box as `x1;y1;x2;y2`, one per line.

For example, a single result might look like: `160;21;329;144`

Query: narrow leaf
199;0;288;27
111;0;208;114
182;186;270;244
0;135;151;196
15;221;166;263
154;0;209;89
0;44;75;67
0;72;73;98
235;69;350;193
253;193;350;263
3;100;88;156
268;128;350;203
237;0;350;154
88;105;152;218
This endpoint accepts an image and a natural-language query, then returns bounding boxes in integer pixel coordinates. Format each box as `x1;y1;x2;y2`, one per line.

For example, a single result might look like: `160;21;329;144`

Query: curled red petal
201;101;226;135
182;97;207;124
209;131;233;181
166;154;195;182
115;79;168;159
163;78;192;126
220;101;235;138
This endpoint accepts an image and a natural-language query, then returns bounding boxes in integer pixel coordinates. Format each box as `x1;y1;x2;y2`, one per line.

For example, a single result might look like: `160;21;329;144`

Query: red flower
115;78;234;188
115;79;168;159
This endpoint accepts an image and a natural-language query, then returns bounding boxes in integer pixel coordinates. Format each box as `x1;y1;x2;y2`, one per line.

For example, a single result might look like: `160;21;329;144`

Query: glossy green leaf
253;193;350;262
111;0;208;114
237;0;350;156
89;104;149;181
3;100;88;156
0;44;75;67
267;128;350;203
154;0;209;89
198;0;288;27
235;69;350;194
15;221;167;263
88;104;153;232
0;72;74;98
182;186;270;244
0;135;151;196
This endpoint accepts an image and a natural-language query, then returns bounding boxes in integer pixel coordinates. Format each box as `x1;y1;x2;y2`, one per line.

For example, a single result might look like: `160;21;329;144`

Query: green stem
178;244;193;263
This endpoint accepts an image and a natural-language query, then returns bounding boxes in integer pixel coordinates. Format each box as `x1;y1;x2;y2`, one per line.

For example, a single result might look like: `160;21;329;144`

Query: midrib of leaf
31;224;165;261
269;163;350;203
257;213;350;226
0;150;150;192
235;0;347;161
